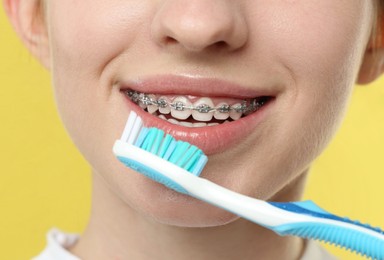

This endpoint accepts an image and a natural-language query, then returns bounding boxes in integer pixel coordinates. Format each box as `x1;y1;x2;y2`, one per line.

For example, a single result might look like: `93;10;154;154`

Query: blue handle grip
269;201;384;259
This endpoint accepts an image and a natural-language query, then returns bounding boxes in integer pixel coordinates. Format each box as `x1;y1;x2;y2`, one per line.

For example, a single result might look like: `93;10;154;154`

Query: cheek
274;2;371;82
272;2;373;140
47;1;150;76
233;2;374;198
45;1;153;153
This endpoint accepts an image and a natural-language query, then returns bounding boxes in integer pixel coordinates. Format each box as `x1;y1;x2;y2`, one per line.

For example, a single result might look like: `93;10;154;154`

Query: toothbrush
113;111;384;259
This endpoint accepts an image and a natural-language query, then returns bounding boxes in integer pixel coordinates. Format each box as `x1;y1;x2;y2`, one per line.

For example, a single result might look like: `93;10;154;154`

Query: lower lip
121;93;274;155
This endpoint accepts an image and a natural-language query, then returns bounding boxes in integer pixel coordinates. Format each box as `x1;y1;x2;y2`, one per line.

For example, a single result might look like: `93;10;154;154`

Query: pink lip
118;75;277;155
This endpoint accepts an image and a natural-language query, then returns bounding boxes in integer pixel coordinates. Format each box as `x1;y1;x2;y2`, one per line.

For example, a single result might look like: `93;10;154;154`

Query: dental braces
125;90;266;114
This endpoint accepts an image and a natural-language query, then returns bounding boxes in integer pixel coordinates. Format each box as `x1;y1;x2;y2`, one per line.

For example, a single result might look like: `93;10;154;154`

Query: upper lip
117;74;278;99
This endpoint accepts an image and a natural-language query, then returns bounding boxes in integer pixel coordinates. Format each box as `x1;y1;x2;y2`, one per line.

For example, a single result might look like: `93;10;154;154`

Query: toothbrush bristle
121;112;207;176
128;114;143;144
120;111;138;142
139;128;207;176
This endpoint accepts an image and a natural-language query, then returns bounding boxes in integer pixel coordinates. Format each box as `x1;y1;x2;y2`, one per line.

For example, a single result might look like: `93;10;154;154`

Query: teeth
168;118;179;125
179;121;193;127
214;102;230;120
138;93;148;109
170;96;192;120
229;103;242;120
158;96;171;114
126;90;270;126
192;98;214;122
193;122;207;127
146;94;158;114
156;115;218;128
147;105;158;114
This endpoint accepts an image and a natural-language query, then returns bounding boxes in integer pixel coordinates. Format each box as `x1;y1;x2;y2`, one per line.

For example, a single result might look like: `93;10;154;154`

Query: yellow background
1;6;383;260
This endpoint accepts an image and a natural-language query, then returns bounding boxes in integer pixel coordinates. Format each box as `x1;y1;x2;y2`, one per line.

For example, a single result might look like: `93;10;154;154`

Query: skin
4;0;384;259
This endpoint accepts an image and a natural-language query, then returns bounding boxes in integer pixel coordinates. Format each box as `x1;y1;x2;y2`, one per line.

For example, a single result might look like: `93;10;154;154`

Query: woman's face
43;1;374;226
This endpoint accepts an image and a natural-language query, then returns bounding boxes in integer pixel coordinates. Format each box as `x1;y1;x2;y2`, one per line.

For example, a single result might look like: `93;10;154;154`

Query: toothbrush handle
269;201;384;259
189;179;384;259
114;144;384;259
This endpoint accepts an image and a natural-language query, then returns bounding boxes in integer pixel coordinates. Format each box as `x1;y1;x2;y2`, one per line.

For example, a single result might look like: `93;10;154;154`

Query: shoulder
32;228;80;260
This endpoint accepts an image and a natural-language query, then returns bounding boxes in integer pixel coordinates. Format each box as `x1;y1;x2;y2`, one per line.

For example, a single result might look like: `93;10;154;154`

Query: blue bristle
157;134;173;158
177;145;198;168
134;127;149;147
142;129;158;151
163;139;177;161
140;131;151;150
169;141;190;164
150;129;165;154
117;114;209;195
184;150;202;172
129;126;207;176
191;154;208;176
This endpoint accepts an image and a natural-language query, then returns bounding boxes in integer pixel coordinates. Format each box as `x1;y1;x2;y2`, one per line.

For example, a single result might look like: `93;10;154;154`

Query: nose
151;0;249;52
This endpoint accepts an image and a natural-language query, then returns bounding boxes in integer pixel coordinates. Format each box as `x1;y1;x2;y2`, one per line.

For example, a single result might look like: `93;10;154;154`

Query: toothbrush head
113;111;208;194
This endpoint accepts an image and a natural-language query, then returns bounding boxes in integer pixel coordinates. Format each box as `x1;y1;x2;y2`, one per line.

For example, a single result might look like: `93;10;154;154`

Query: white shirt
32;228;338;260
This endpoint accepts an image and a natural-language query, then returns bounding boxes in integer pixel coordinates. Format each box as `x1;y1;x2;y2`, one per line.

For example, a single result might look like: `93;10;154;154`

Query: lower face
45;1;374;227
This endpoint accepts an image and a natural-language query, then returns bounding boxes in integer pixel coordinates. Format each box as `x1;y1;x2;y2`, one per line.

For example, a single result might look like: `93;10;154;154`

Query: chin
122;174;242;228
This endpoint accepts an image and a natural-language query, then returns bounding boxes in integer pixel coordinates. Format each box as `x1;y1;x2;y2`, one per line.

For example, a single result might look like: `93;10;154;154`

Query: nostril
164;36;178;45
151;1;248;53
215;41;229;49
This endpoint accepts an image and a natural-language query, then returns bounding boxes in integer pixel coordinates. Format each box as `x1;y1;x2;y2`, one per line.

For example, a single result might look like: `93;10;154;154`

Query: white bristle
127;113;143;144
120;111;138;142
